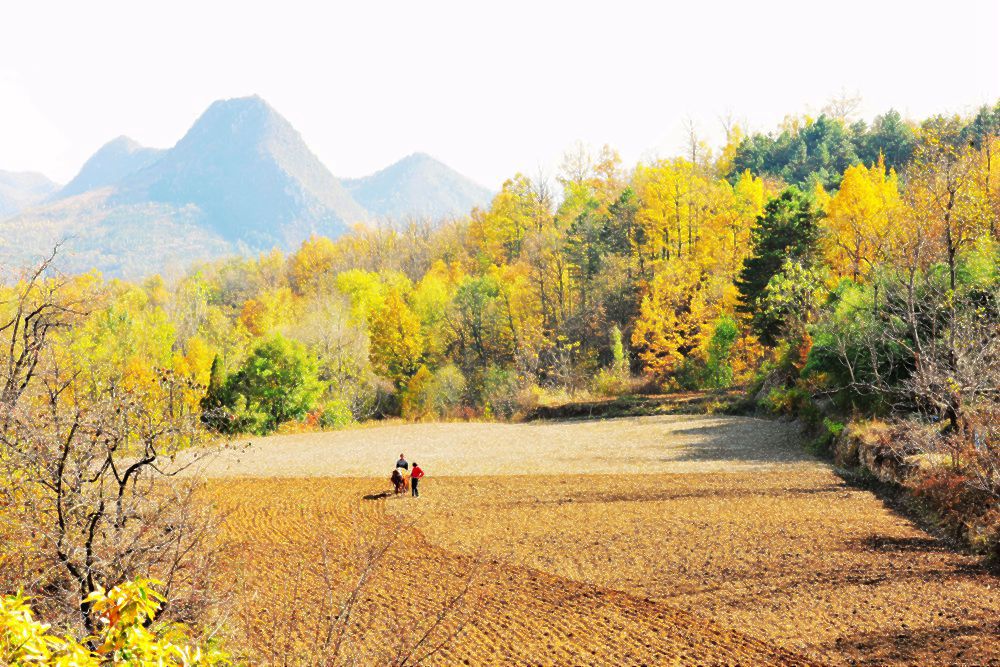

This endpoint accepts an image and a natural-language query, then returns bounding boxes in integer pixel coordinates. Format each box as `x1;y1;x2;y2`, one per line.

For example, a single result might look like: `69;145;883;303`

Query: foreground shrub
479;366;521;420
402;364;470;420
429;364;468;416
759;386;811;416
1;579;227;666
590;368;631;397
913;470;1000;561
808;417;845;456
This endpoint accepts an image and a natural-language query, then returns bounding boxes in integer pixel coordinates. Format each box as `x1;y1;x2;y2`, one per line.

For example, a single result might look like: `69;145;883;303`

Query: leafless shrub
0;250;222;633
243;505;482;666
963;409;1000;502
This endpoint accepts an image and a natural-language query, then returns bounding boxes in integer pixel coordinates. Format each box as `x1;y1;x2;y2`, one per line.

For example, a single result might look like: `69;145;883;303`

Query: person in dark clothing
396;453;409;470
410;463;424;497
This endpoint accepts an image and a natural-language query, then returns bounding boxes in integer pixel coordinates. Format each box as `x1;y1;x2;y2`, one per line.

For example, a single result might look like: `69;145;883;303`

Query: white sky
1;0;998;189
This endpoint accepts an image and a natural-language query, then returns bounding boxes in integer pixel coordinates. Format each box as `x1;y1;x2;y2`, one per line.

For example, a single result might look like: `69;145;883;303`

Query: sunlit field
200;416;1000;666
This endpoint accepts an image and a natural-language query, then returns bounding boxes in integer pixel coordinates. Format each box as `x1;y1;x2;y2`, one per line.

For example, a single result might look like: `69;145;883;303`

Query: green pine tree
735;187;822;345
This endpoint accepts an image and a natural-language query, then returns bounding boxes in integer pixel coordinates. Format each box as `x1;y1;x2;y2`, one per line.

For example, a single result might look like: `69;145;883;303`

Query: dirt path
200;415;1000;665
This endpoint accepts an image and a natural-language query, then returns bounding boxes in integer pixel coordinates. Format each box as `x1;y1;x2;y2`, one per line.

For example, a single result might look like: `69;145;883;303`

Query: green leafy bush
808;417;845;456
704;316;738;389
429;364;468;416
402;364;469;420
759;386;810;415
318;399;354;429
480;366;521;420
203;335;322;435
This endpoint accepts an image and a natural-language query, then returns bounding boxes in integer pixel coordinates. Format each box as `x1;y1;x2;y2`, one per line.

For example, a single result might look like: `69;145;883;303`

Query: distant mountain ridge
345;152;492;220
0;95;492;278
0;170;59;218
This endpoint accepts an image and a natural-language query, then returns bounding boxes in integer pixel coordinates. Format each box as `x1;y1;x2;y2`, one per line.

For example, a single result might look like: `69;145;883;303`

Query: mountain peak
205;94;276;120
182;95;285;143
57;136;164;199
104;135;145;152
113;95;367;248
401;151;435;162
345;153;492;220
392;152;448;172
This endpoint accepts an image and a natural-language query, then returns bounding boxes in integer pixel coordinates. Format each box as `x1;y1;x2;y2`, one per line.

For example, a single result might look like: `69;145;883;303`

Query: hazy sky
2;0;999;189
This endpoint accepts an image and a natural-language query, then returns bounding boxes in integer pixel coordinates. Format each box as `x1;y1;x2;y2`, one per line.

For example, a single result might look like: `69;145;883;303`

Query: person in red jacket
409;463;425;498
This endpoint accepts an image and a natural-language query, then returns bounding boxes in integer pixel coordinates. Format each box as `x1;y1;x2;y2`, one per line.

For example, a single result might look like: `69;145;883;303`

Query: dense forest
102;102;999;433
1;100;998;660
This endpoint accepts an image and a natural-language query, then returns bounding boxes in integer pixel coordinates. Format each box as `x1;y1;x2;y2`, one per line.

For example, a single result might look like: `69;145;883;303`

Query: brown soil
393;473;1000;666
207;478;819;666
201;415;1000;665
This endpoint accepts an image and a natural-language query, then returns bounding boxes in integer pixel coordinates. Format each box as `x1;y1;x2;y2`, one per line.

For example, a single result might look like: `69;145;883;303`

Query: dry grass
199;415;1000;665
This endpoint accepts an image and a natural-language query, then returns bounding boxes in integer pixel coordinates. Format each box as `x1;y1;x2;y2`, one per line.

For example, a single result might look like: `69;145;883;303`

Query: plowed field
199;415;1000;665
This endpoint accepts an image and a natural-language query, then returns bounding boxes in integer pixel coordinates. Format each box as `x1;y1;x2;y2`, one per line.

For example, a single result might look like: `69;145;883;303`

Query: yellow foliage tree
825;157;902;281
633;158;717;268
238;287;294;337
631;260;716;379
368;289;424;387
470;175;538;263
289;235;337;295
705;170;766;278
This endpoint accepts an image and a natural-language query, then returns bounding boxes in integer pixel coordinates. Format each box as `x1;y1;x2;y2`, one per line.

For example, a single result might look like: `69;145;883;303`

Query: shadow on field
505;483;849;508
665;421;819;466
820;619;1000;666
859;534;957;554
363;491;392;501
833;466;1000;575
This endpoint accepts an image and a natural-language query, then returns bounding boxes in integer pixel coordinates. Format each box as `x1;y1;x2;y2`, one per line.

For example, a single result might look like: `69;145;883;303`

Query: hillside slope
0;170;59;219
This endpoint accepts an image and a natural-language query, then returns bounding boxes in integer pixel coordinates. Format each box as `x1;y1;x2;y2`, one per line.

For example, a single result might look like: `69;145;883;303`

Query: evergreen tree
857;109;916;172
735;187;822;345
200;354;228;431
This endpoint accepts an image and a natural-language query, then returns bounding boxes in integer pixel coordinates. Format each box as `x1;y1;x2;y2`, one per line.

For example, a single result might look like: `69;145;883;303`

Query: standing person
410;462;424;498
396;453;409;471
